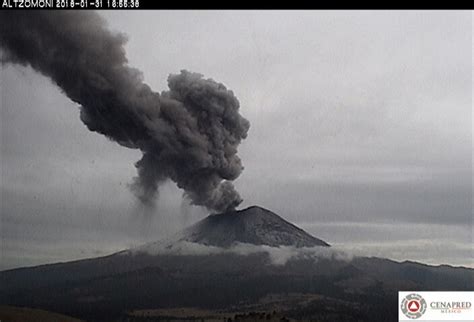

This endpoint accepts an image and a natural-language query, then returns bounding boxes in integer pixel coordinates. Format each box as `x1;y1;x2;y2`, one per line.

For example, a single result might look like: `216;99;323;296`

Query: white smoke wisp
131;241;353;266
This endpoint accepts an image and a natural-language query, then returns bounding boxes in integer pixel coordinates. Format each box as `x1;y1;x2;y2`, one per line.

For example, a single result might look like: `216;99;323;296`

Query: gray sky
1;11;472;270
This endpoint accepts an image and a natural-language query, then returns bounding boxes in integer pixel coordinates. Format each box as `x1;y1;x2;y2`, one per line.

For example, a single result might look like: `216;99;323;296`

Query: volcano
1;205;472;322
146;205;329;249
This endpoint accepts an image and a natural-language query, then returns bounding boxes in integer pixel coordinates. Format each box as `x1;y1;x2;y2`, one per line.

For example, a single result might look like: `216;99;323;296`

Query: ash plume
0;12;250;212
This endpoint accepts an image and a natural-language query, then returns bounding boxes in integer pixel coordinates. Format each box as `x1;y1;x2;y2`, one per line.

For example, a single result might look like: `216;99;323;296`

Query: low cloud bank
131;241;352;266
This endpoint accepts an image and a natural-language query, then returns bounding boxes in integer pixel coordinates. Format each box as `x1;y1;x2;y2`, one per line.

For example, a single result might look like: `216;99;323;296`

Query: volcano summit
147;205;330;249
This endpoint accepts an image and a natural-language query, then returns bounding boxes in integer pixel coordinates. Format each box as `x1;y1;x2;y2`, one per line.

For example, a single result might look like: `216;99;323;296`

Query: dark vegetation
1;251;472;322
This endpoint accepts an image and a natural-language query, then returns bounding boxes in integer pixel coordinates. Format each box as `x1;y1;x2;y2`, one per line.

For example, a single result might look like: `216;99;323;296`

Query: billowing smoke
0;12;250;212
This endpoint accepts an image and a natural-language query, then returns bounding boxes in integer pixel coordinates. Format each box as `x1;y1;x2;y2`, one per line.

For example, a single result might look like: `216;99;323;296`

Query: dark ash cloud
0;12;250;212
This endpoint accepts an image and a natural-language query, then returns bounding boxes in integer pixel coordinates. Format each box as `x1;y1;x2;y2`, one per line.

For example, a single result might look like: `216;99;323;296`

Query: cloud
131;241;352;266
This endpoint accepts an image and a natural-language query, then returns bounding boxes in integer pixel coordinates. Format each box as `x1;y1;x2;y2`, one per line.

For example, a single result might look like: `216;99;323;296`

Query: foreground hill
0;305;84;322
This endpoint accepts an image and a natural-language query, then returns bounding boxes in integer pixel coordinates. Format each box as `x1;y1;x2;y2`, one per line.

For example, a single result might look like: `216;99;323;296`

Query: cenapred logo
400;293;427;319
399;291;473;321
